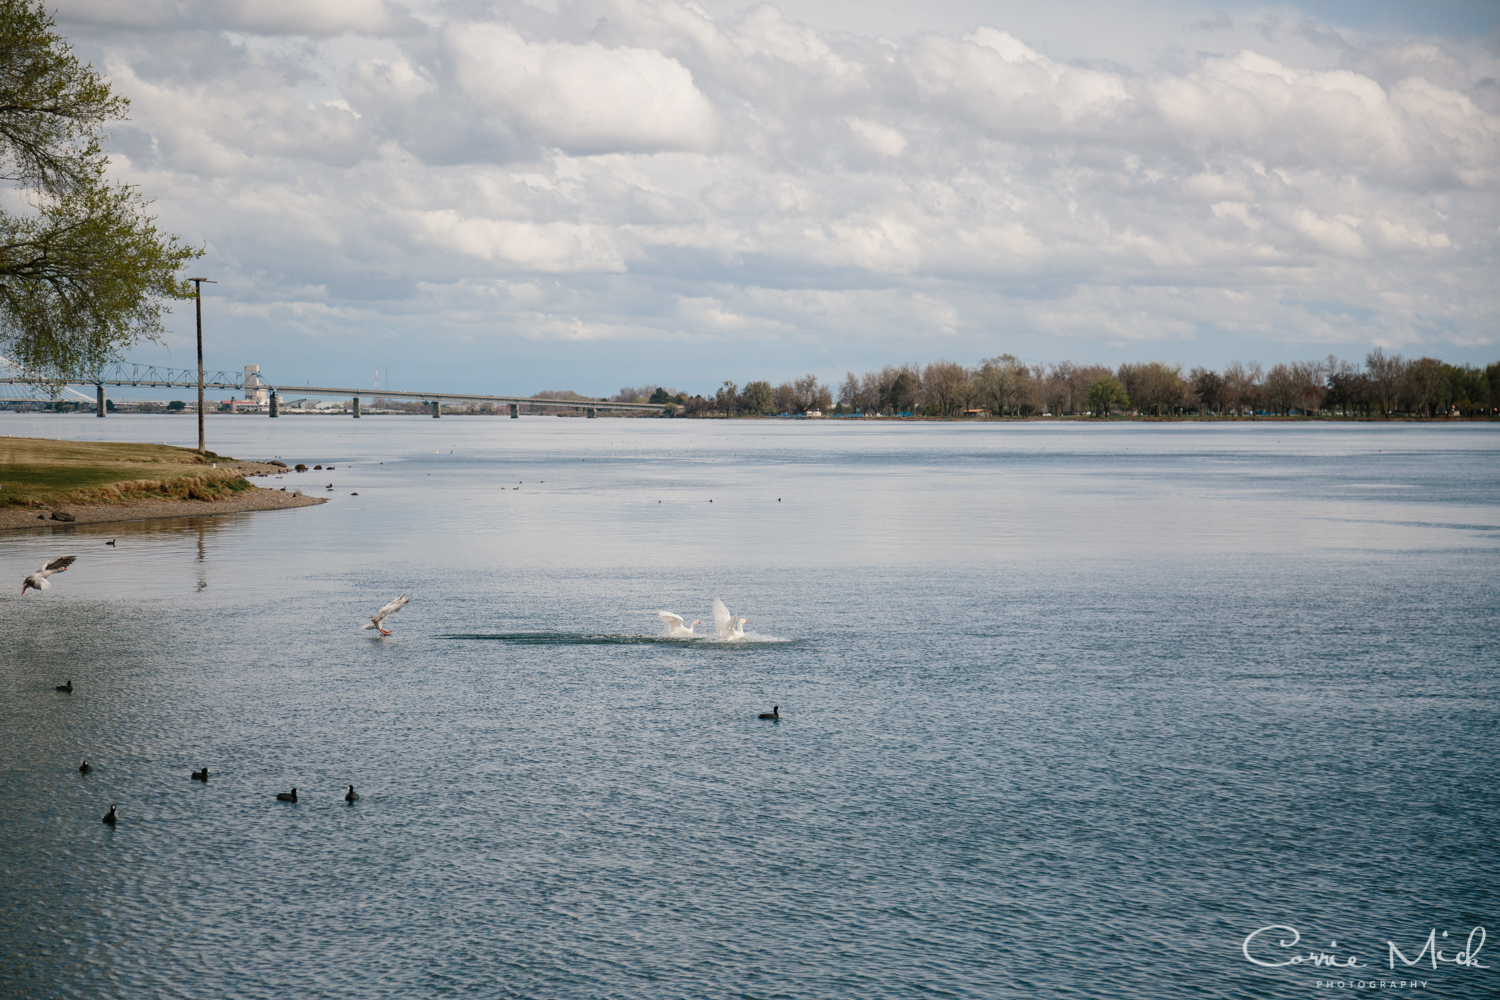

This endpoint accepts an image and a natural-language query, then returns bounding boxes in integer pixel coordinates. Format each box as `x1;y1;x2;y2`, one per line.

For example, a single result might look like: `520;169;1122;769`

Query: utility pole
189;277;216;453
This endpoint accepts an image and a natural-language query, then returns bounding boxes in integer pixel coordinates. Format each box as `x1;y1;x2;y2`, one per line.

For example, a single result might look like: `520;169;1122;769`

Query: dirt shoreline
0;460;328;531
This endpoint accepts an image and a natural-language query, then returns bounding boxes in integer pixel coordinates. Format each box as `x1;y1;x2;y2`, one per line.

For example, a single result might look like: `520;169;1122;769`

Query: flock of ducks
59;667;363;827
64;662;774;829
95;785;361;826
75;743;364;827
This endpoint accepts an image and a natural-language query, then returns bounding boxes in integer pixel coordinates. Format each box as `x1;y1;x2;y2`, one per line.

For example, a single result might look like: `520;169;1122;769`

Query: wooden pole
195;286;204;451
189;278;216;453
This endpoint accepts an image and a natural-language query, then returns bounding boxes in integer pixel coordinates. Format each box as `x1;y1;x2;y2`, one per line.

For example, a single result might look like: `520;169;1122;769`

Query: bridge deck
0;379;664;412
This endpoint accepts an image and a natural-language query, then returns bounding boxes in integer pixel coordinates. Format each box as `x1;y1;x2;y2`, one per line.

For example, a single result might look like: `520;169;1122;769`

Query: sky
45;0;1500;398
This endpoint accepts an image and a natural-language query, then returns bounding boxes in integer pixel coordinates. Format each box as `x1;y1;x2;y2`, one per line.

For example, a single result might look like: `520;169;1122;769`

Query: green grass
0;436;247;508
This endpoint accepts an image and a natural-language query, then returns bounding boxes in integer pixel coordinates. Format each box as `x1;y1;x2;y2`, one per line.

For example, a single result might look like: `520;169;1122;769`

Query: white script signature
1242;925;1487;971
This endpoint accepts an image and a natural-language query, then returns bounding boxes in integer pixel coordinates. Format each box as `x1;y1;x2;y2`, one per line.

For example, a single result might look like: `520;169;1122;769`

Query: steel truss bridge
0;358;665;417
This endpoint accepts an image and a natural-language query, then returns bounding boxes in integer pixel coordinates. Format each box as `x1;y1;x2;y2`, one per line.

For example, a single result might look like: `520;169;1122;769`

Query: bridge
0;358;665;418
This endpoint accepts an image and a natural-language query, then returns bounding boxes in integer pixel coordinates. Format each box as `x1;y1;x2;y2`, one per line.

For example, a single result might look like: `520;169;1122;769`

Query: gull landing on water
712;598;748;641
361;593;410;636
22;556;76;595
658;611;702;637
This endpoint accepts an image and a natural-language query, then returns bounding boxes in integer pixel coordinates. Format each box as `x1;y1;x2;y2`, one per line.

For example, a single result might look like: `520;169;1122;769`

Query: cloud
53;0;422;36
844;117;907;157
905;27;1131;131
442;22;719;155
48;0;1500;391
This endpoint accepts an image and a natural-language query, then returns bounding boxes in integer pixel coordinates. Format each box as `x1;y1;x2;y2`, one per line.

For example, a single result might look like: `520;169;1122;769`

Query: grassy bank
0;436;253;508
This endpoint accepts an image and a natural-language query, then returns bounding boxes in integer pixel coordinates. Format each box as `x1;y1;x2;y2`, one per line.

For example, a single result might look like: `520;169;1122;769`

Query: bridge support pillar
352;397;360;418
269;391;279;418
96;384;105;417
432;400;441;418
509;403;518;419
586;407;597;418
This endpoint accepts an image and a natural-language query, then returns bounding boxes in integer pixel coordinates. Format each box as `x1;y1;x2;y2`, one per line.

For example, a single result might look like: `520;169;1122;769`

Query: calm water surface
2;414;1497;999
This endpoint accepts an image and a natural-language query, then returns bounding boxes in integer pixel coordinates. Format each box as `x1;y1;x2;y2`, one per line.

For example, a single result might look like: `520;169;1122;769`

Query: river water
2;414;1497;999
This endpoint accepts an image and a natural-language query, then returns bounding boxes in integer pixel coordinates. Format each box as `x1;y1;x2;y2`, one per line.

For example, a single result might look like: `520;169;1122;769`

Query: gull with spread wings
658;611;702;637
712;598;748;641
22;556;76;595
361;593;410;636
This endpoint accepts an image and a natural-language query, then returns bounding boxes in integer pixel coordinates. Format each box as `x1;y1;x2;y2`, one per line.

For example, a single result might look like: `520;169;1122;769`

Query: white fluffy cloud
43;0;1500;392
56;0;421;36
443;22;719;153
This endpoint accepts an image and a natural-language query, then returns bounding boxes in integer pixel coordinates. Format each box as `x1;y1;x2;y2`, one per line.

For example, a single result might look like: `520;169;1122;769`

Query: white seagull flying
658;611;702;637
361;593;410;636
22;556;76;595
712;598;748;641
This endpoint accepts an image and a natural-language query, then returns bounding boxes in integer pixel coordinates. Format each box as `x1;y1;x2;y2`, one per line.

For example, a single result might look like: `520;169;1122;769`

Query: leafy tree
740;379;773;414
1447;364;1487;417
714;380;739;414
837;371;860;412
166;399;185;411
1087;377;1129;416
1052;362;1112;415
1118;361;1185;416
1365;348;1406;416
1263;363;1298;415
923;359;971;415
788;373;829;413
975;353;1028;416
886;365;923;414
1323;358;1364;416
0;0;199;383
1188;367;1224;415
1222;360;1263;416
648;386;672;405
1405;357;1446;417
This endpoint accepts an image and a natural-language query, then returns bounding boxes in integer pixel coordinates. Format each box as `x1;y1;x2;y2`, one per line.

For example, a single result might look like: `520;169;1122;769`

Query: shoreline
1;458;327;531
1;442;331;531
0;486;326;531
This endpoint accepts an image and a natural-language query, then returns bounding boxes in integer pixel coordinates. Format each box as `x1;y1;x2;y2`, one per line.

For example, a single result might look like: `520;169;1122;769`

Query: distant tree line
614;350;1500;418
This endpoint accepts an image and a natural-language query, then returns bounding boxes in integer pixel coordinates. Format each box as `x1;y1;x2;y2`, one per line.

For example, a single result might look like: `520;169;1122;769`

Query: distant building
245;365;267;404
219;398;265;413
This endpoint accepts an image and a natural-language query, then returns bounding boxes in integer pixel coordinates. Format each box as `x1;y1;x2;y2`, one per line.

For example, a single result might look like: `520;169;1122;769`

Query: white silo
245;365;267;404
